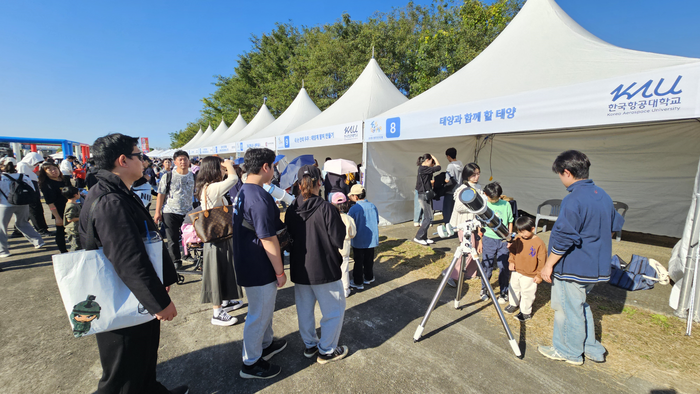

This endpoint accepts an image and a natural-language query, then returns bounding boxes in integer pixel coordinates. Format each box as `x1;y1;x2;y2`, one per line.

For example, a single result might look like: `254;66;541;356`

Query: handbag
52;195;163;338
188;186;233;243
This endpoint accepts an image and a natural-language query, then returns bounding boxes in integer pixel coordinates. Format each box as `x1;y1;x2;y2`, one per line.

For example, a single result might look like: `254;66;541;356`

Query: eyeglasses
125;152;144;161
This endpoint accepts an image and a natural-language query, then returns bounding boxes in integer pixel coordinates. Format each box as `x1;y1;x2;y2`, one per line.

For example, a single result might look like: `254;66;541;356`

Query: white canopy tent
194;118;229;154
180;126;204;150
277;57;408;165
363;0;700;237
236;86;322;152
216;103;275;156
188;124;214;156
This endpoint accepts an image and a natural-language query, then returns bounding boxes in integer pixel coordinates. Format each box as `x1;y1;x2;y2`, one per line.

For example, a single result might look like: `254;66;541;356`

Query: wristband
50;207;57;211
276;273;285;278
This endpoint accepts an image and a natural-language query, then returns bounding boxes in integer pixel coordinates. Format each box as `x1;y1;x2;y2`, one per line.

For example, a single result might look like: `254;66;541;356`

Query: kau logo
610;75;682;102
344;124;359;140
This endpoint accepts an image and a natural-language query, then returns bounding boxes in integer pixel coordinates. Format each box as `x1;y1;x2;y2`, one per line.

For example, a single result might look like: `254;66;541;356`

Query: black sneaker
515;312;532;321
37;229;54;236
317;345;349;364
303;346;319;358
169;385;189;394
261;339;287;361
504;305;518;314
10;231;22;239
173;260;183;270
239;358;281;379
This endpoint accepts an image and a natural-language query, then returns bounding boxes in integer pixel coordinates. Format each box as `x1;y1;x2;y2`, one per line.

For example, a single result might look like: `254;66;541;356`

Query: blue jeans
242;281;277;365
294;281;346;355
413;190;423;224
480;236;510;295
550;278;606;363
415;193;433;240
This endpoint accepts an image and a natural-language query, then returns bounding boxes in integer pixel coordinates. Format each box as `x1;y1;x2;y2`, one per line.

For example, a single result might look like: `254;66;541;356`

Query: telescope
413;185;522;358
457;187;515;242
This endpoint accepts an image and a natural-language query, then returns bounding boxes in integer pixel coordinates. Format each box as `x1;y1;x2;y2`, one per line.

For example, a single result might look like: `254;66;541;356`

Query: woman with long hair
285;164;349;363
196;156;243;326
38;162;68;253
414;153;441;245
0;161;44;261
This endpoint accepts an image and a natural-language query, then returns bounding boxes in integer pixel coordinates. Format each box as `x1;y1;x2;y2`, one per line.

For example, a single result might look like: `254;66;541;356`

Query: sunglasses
125;152;144;161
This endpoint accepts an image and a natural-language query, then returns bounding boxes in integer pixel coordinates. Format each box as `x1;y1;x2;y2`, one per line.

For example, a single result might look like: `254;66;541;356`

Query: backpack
609;254;669;291
0;174;34;205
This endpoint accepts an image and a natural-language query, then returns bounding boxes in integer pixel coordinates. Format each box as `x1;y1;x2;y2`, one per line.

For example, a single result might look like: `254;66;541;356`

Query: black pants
28;182;48;232
352;247;375;284
163;213;185;264
443;192;455;225
55;224;67;253
95;319;170;394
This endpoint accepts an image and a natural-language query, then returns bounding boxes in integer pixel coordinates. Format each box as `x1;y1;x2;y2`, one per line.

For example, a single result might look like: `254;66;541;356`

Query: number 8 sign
386;117;401;139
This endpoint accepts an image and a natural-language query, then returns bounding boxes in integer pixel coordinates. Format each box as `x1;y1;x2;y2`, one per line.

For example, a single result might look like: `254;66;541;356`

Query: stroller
177;222;204;285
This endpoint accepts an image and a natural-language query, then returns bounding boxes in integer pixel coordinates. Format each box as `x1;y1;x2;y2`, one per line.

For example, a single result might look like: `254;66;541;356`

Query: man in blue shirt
347;184;379;290
539;150;624;366
232;148;288;379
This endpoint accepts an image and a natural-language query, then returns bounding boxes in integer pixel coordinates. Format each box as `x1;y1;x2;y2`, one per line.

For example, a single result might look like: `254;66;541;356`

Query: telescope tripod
412;229;522;358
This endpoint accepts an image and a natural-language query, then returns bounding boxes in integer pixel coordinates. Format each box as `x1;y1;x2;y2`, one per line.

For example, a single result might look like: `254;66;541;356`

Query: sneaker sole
211;317;238;326
317;346;348;364
349;284;364;290
222;303;244;313
239;369;281;379
538;347;583;365
262;341;287;361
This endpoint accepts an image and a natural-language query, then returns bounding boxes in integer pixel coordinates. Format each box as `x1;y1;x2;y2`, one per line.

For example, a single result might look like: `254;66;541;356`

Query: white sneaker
497;296;508;305
425;239;435;244
212;311;238;326
222;300;244;313
413;223;420;227
0;252;10;258
34;243;45;250
413;238;428;245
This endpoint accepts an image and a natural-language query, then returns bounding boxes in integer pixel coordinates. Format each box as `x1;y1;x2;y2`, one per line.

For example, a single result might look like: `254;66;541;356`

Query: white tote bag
53;240;163;338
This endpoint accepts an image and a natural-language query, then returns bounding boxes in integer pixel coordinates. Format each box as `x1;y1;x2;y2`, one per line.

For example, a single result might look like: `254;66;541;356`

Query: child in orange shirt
504;216;546;321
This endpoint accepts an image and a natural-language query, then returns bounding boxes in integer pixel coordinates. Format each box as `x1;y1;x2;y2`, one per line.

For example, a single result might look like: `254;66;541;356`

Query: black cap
298;164;322;181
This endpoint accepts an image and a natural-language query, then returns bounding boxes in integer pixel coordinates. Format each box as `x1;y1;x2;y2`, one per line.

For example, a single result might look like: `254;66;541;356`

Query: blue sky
1;1;698;149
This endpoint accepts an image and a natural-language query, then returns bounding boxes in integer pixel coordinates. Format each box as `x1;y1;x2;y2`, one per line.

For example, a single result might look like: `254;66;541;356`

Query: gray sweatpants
242;281;277;366
0;204;43;255
294;280;346;355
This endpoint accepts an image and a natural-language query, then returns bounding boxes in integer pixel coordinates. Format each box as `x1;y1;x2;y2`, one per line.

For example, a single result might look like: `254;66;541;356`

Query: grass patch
374;236;700;392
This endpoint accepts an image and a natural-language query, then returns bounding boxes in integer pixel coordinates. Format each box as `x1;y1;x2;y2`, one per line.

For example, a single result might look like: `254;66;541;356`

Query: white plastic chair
534;199;562;234
613;201;628;242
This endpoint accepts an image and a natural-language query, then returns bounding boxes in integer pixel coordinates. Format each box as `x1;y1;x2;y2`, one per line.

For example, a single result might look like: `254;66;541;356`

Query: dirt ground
378;217;700;393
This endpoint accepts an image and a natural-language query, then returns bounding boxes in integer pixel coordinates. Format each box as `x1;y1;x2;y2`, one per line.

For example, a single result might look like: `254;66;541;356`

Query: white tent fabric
216;104;275;155
362;0;700;237
236;87;321;152
212;112;248;149
195;118;229;153
277;58;409;166
188;124;214;156
180;127;203;150
278;58;408;152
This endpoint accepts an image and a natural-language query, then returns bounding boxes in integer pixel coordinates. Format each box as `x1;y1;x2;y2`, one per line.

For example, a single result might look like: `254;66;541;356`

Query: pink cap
331;193;347;204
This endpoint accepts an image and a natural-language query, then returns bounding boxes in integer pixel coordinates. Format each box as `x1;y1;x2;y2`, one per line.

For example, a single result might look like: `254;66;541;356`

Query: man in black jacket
79;133;187;394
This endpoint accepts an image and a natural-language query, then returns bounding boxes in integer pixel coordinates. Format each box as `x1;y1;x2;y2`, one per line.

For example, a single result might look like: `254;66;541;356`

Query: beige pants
509;271;538;314
341;255;350;292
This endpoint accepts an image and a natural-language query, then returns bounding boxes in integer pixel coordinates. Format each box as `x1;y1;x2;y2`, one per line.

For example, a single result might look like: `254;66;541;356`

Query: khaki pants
509;271;538;314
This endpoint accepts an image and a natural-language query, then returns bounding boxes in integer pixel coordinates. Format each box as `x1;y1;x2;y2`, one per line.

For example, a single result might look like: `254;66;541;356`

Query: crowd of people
1;134;624;392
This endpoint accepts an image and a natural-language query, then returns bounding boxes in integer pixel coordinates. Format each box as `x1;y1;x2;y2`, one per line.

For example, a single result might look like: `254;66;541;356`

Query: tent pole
361;122;367;186
676;157;700;318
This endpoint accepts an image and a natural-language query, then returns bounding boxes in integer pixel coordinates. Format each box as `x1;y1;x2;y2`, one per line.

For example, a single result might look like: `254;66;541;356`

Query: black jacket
323;173;350;196
415;165;441;193
285;194;346;285
79;170;177;315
